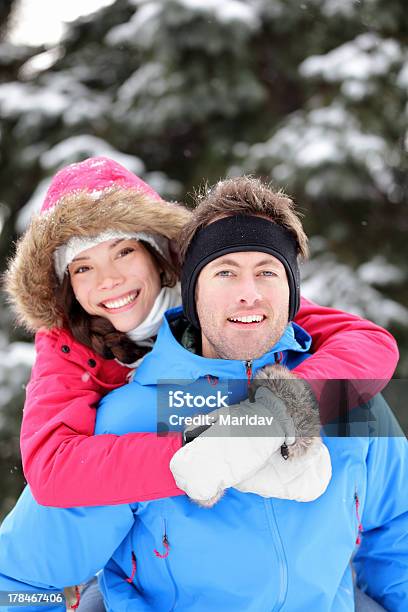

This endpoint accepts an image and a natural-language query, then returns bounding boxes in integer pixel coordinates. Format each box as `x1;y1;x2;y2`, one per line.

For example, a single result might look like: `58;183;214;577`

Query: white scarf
126;282;181;344
120;283;181;373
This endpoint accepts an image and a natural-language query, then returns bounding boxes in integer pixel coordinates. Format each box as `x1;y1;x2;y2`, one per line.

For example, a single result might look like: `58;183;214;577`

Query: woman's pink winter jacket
20;297;399;508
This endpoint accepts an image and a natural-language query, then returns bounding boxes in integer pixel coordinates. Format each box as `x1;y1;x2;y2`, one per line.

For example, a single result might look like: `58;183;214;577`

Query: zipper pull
154;535;170;558
206;374;218;387
125;551;137;583
280;442;289;460
154;520;170;558
354;492;363;545
244;360;253;388
69;586;81;610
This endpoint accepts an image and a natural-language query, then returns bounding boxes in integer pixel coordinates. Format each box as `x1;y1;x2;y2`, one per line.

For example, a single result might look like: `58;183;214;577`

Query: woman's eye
118;247;135;257
73;266;90;274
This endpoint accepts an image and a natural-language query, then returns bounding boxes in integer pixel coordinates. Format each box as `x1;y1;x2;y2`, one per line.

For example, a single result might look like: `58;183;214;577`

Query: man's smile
227;314;267;327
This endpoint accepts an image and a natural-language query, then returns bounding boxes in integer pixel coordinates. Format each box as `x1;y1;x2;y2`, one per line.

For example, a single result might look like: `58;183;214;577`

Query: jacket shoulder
34;327;89;364
33;327;128;387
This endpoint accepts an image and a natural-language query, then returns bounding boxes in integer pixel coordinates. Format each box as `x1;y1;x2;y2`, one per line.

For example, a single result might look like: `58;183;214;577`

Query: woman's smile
100;290;140;312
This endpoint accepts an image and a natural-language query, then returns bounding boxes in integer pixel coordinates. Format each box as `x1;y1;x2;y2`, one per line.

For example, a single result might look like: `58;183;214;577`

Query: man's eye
216;271;233;277
259;270;278;277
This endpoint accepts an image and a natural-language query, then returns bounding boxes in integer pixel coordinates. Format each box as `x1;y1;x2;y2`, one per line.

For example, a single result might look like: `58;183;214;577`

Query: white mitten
235;438;332;501
169;386;296;507
236;364;332;501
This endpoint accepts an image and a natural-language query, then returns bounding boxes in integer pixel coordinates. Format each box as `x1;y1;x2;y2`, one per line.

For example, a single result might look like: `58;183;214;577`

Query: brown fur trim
251;364;321;459
4;188;191;332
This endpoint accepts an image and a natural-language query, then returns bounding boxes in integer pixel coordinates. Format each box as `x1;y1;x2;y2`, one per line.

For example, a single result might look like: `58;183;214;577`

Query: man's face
196;251;290;361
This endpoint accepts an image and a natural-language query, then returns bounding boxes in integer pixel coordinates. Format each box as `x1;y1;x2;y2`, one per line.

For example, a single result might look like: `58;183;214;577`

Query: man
0;177;406;611
91;177;406;610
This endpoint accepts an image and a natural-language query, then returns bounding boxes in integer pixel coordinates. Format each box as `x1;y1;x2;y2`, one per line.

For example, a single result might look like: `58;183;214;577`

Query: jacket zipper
164;538;179;611
244;360;253;388
264;500;288;611
244;354;281;384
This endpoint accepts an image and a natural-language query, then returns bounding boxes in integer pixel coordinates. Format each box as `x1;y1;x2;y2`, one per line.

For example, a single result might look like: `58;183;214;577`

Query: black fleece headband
181;215;300;328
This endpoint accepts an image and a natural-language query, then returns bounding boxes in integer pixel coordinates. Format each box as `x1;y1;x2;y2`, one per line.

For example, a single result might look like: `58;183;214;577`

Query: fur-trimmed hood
5;187;191;332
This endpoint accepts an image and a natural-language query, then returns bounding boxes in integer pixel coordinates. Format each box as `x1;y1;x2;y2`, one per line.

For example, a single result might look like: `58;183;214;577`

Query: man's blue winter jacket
0;307;407;611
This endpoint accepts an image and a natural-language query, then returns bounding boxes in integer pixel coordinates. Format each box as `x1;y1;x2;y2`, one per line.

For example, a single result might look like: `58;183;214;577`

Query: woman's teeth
102;291;138;310
228;315;264;323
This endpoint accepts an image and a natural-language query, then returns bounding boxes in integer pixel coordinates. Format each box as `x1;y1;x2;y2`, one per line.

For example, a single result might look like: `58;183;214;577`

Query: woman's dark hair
56;241;179;363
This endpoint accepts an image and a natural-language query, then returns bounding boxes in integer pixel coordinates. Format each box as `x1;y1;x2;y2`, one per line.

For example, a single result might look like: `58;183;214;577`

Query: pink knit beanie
41;156;161;212
42;156;169;281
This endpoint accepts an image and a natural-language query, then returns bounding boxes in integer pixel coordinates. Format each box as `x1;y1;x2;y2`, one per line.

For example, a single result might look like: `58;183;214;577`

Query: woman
6;155;189;508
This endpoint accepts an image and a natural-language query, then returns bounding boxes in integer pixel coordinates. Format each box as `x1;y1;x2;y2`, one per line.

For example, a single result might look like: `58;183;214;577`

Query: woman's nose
97;265;125;290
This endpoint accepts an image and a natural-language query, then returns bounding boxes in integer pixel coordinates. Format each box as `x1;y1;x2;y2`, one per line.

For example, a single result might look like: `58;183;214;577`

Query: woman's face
69;238;162;332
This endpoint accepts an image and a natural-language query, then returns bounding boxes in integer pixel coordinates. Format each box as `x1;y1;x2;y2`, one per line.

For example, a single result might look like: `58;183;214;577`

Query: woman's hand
235;437;332;501
170;364;330;507
169;386;296;506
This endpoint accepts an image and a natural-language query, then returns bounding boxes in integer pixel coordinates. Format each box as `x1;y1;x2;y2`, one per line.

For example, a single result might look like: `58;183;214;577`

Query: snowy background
0;0;407;518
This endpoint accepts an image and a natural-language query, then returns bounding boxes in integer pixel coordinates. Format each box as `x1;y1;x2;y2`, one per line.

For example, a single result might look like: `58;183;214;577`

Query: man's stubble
197;305;289;361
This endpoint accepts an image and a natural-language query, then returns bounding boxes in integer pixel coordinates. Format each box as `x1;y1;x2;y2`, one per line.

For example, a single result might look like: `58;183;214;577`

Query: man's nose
236;277;262;306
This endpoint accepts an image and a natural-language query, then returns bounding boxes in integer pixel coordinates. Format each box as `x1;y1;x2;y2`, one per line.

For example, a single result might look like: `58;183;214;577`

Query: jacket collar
135;306;311;385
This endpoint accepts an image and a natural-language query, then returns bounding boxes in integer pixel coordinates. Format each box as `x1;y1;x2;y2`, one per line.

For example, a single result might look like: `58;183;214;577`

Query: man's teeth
103;292;138;310
229;315;264;323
